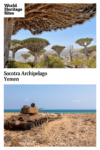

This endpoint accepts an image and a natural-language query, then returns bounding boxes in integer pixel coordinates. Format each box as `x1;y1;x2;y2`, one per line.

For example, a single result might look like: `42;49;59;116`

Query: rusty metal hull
4;114;47;130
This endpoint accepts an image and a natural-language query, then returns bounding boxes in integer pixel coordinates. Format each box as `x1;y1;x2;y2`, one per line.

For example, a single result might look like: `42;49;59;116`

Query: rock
4;135;12;142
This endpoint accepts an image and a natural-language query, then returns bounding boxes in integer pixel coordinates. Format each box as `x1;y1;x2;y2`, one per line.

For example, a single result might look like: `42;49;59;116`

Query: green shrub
34;56;65;68
7;60;31;68
51;54;58;57
90;62;96;68
92;55;96;62
69;59;82;68
7;60;17;68
14;62;31;68
73;54;84;60
85;59;96;68
26;61;34;68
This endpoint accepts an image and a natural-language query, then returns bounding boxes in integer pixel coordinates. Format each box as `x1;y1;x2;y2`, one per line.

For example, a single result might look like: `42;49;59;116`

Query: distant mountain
9;48;81;61
45;48;81;57
9;51;34;62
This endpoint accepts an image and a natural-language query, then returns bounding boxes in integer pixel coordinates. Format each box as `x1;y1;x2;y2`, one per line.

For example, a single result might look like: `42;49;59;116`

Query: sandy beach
4;113;96;147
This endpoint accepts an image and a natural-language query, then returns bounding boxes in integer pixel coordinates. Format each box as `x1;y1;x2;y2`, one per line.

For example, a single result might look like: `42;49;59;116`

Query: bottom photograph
4;84;96;147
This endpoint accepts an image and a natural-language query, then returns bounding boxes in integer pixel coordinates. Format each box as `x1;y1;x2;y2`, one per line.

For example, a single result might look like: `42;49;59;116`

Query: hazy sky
4;85;96;110
11;15;96;52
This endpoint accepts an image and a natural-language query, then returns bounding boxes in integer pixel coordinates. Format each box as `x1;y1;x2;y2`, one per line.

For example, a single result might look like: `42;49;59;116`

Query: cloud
76;100;80;103
72;100;80;103
25;98;29;101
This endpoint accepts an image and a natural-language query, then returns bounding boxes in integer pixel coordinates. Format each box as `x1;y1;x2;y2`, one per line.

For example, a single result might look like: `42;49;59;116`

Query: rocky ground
4;113;96;147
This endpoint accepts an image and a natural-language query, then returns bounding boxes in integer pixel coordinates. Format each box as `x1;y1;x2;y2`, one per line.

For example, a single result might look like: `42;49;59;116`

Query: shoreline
4;112;96;114
4;109;96;114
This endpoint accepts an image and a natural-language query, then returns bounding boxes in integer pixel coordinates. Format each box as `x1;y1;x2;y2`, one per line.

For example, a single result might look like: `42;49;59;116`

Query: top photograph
4;3;96;68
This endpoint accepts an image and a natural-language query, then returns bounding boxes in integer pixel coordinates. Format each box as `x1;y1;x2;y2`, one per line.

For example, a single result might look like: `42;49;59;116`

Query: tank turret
20;103;43;114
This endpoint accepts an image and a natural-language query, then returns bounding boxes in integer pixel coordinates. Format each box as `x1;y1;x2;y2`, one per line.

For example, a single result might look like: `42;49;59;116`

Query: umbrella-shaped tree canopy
13;3;96;35
39;49;46;53
28;50;34;56
22;38;50;65
28;49;46;57
21;54;31;61
21;38;50;52
36;49;46;57
10;40;24;60
51;45;65;58
4;3;96;67
79;45;96;54
76;38;93;59
28;49;46;56
75;38;93;47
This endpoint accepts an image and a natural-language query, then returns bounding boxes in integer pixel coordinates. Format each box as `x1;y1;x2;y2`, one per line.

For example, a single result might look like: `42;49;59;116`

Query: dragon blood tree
28;49;46;57
79;45;96;54
38;49;46;55
75;38;93;60
51;45;65;58
21;54;31;62
10;40;24;60
28;50;34;57
37;49;46;58
21;38;49;65
4;3;96;67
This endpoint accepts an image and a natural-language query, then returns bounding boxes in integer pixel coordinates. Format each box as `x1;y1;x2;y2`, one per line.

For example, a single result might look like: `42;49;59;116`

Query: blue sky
11;15;96;52
4;85;96;110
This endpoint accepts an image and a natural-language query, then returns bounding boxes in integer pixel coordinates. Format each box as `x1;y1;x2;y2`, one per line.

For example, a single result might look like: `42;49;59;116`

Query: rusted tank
4;103;48;130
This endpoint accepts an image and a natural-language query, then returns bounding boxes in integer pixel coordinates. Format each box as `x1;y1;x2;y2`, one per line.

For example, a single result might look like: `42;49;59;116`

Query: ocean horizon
4;109;96;113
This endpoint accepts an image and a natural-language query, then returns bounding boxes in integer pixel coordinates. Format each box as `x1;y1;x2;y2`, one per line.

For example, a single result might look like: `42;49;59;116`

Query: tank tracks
4;117;48;130
26;117;48;130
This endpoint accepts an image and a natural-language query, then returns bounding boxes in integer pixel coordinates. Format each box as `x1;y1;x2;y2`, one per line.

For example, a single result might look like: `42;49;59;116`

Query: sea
4;109;96;113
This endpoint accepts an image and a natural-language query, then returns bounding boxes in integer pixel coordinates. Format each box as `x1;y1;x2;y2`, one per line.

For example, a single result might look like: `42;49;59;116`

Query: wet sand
4;113;96;147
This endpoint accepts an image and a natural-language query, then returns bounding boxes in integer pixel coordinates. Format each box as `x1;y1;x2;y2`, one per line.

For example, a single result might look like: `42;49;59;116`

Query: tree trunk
69;52;73;62
4;18;14;68
12;52;15;60
34;52;37;66
58;53;60;59
84;46;89;60
75;65;78;68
